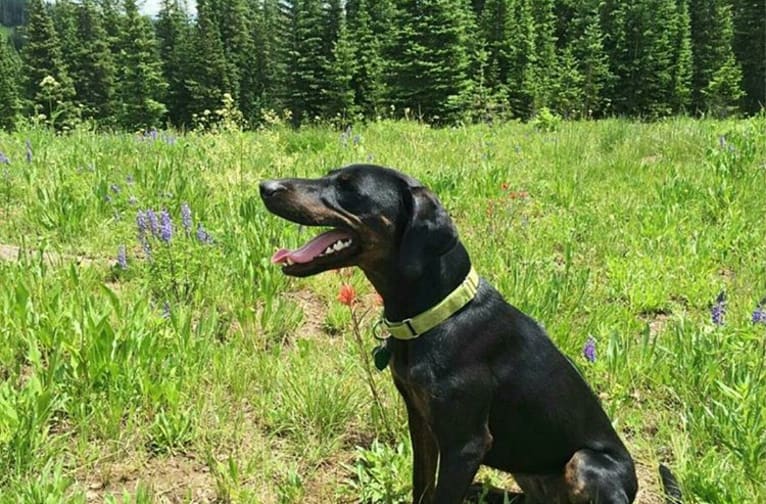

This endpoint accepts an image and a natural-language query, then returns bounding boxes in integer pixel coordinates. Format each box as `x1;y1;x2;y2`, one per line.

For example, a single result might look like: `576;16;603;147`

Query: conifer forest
0;0;764;131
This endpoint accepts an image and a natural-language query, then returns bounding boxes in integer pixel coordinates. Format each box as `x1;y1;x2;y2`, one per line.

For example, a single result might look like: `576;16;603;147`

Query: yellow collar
382;267;480;340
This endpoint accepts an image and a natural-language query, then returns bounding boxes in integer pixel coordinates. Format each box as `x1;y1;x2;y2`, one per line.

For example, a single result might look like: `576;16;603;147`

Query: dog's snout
260;180;287;199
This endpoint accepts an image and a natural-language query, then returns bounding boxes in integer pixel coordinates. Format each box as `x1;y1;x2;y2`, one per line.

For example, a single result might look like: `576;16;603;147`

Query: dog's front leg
432;403;493;504
396;382;438;503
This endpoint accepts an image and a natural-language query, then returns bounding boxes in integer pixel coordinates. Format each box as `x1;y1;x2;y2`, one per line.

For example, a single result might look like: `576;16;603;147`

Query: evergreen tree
186;0;230;120
71;0;116;123
0;35;21;130
671;0;693;113
506;0;535;117
217;0;258;122
250;0;288;115
156;0;193;126
346;0;386;117
565;0;611;117
733;0;764;113
285;0;327;123
479;0;513;101
21;0;76;127
689;0;744;114
323;10;356;119
605;0;678;117
386;0;474;123
115;0;168;129
524;0;558;113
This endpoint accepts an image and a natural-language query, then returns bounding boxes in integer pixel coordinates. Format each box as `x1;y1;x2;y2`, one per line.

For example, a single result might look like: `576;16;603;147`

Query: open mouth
271;227;359;274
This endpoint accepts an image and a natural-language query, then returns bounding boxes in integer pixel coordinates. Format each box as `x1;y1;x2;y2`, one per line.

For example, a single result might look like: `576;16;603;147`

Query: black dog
260;164;671;503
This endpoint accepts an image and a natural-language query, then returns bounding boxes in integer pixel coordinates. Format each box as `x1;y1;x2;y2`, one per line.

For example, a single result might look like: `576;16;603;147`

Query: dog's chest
390;344;439;419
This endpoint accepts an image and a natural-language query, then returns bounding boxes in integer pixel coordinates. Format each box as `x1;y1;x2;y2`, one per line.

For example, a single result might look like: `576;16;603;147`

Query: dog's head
260;164;458;278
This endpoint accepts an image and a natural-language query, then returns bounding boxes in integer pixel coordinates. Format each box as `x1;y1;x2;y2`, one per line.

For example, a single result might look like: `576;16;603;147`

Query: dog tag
373;343;391;371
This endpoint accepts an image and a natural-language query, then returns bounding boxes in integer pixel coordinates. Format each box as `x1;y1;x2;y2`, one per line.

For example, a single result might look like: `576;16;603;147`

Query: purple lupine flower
0;152;10;164
159;210;173;243
25;140;32;163
145;128;159;141
163;134;177;146
583;336;597;363
196;223;213;244
753;298;766;324
136;210;148;239
116;245;128;269
711;291;726;326
146;209;159;237
162;300;171;319
180;203;192;233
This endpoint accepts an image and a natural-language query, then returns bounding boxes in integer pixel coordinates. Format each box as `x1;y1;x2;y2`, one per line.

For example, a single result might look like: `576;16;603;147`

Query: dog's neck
362;242;472;322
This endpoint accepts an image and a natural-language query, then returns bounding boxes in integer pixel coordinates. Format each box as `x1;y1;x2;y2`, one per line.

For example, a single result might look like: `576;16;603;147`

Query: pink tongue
271;229;351;264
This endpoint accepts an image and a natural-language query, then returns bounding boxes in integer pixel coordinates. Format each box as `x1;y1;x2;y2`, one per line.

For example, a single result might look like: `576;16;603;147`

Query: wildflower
136;210;148;239
128;195;138;205
583;336;597;363
501;182;509;191
162;300;171;319
753;298;766;325
110;183;121;194
718;135;727;149
25;140;32;163
0;152;10;164
196;223;213;244
180;203;192;233
145;128;159;141
146;209;159;236
338;284;356;306
159;210;173;243
366;153;374;162
140;236;152;259
352;134;361;146
116;245;128;269
126;175;134;184
711;291;726;326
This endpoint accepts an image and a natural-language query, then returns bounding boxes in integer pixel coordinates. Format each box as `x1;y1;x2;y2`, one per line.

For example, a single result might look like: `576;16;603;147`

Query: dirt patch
639;309;672;338
634;458;666;504
0;243;99;267
82;453;216;503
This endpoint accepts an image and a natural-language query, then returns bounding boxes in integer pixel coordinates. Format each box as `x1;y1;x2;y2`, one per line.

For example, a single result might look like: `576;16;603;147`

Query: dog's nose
259;180;287;199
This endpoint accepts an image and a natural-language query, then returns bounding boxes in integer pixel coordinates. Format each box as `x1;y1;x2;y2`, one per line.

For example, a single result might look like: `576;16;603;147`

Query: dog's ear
399;186;458;278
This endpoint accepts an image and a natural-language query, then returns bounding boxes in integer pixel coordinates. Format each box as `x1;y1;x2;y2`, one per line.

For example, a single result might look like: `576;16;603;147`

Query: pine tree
156;0;193;126
387;0;474;123
567;0;611;117
323;10;356;120
505;0;535;117
479;0;513;100
186;0;230;120
217;0;258;122
0;35;21;130
689;0;744;114
346;0;386;118
524;0;558;113
115;0;168;130
285;0;327;123
71;0;116;123
671;0;693;113
21;0;76;127
732;0;764;113
250;0;288;115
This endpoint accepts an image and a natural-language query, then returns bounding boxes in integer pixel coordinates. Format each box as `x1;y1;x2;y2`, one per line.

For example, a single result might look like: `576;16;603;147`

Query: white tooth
333;242;343;251
343;240;352;247
325;246;334;255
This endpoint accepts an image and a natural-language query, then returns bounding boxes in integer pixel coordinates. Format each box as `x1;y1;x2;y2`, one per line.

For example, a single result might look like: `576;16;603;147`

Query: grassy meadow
0;116;765;503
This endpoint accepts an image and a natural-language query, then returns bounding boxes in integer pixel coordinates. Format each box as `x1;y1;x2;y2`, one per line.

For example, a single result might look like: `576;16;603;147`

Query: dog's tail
659;464;683;504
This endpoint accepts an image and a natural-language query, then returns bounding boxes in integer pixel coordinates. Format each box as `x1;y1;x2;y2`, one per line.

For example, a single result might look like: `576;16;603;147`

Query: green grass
0;116;765;502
